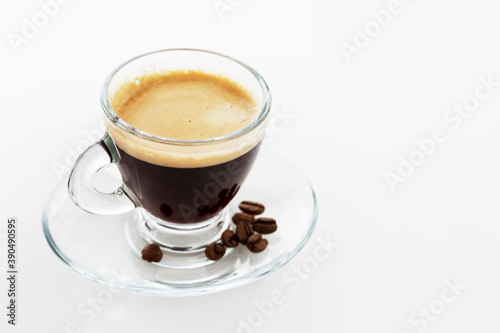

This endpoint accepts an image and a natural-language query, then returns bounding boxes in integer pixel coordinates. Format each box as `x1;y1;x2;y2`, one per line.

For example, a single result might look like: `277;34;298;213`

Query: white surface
1;0;500;332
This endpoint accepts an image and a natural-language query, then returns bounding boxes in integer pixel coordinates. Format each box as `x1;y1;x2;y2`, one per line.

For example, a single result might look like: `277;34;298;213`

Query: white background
1;0;500;332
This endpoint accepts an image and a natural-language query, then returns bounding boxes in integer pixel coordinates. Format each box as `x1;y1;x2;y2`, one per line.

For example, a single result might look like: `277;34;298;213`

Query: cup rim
100;48;272;146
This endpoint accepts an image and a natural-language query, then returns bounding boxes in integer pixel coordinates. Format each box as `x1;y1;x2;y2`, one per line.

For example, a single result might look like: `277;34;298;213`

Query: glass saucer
42;150;318;297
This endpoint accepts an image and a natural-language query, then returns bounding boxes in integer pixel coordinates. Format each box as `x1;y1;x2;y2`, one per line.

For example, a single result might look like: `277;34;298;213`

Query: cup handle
68;133;138;215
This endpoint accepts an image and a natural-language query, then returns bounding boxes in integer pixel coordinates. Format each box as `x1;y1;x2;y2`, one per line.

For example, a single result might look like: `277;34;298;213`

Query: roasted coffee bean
141;244;163;263
236;221;254;244
232;212;255;224
205;242;226;261
246;234;269;253
239;201;265;215
253;218;278;234
221;230;238;247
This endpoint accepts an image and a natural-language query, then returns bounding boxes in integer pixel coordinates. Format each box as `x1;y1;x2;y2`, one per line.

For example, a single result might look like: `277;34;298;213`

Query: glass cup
68;49;271;264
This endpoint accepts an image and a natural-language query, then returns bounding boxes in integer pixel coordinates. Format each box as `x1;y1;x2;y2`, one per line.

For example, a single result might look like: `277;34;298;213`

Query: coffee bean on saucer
232;212;255;224
205;242;226;261
253;218;278;234
141;244;163;263
221;230;238;248
236;221;254;245
246;234;269;253
239;201;265;215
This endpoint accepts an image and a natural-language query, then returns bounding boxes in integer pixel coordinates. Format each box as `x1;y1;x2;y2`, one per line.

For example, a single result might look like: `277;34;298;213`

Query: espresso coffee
116;144;260;223
108;70;262;223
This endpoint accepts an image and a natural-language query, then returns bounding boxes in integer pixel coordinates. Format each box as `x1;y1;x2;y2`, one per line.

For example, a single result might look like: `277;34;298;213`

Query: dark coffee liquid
110;70;262;223
117;144;261;223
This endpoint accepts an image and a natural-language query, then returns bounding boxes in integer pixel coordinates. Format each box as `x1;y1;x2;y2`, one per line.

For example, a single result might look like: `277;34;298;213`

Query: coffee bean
239;201;265;215
205;242;226;261
232;212;255;224
246;234;269;253
221;229;238;247
253;217;278;234
141;244;163;263
236;221;254;244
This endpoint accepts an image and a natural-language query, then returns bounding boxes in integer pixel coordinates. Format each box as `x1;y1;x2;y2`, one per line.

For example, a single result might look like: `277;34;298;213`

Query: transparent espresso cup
68;49;271;263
